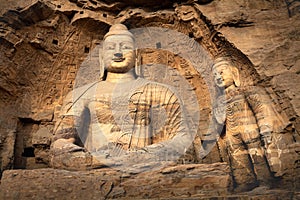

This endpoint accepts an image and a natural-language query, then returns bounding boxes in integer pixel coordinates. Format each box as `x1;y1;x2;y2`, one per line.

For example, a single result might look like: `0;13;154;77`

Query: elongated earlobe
99;60;105;80
99;49;105;80
231;66;241;87
135;50;143;78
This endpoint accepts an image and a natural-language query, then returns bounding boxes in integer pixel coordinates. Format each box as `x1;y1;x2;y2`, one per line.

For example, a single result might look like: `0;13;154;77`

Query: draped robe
54;78;191;159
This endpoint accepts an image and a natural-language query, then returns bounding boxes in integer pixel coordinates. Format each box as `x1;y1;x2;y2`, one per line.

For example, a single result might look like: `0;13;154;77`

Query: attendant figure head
212;57;240;91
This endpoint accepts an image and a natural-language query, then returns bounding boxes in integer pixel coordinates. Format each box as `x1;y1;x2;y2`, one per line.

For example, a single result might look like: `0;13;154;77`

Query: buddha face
102;35;136;73
213;64;235;89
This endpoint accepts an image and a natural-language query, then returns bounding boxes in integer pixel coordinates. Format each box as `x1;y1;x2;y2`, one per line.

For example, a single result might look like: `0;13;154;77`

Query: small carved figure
212;57;289;191
50;24;192;170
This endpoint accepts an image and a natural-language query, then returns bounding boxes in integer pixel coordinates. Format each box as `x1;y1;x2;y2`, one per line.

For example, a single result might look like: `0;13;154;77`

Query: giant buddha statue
49;24;193;170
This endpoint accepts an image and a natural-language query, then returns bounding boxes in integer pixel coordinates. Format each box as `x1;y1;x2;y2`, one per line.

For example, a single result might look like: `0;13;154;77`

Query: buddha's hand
118;145;177;169
49;138;99;170
89;143;177;172
51;138;85;153
91;148;153;168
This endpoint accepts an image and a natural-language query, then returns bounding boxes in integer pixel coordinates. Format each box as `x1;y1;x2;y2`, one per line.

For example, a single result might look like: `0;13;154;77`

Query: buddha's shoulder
142;79;177;93
64;81;101;101
134;78;179;99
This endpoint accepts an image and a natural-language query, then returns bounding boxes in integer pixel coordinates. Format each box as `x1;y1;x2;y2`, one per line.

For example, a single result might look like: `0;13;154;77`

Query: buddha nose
215;72;222;79
114;53;123;58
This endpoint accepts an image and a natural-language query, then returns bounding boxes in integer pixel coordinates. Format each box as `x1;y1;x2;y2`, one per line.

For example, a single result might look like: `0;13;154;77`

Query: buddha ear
99;48;105;80
99;60;105;80
135;50;144;78
231;66;241;87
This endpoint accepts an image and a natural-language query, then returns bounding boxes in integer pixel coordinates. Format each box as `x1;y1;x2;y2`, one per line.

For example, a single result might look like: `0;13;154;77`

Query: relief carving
212;57;291;191
50;24;193;170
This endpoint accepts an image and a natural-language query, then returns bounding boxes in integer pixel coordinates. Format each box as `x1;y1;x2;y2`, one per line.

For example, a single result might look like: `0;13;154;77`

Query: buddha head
100;24;142;79
212;57;240;89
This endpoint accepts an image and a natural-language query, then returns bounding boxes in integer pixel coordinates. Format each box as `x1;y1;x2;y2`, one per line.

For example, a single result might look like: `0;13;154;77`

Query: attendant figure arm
245;86;290;144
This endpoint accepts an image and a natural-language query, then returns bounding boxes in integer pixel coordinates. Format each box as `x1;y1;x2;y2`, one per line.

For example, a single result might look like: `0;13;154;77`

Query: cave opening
22;147;35;157
52;39;58;45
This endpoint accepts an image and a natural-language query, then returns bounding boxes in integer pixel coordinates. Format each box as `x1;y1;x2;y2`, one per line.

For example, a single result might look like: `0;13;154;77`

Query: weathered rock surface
0;163;298;199
196;0;300;120
0;0;299;198
0;163;230;199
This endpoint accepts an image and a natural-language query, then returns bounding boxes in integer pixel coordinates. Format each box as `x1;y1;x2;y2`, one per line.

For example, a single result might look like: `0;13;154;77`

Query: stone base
0;162;298;199
0;163;231;199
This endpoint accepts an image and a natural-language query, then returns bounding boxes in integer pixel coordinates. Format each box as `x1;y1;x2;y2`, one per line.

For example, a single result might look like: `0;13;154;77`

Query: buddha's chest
87;90;153;126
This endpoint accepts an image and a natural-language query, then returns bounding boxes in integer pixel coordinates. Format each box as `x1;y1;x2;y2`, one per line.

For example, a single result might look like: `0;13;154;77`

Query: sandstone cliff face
0;0;299;198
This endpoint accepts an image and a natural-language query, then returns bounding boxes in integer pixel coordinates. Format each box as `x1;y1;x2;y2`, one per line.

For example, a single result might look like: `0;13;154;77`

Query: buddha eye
121;45;133;50
104;44;115;50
